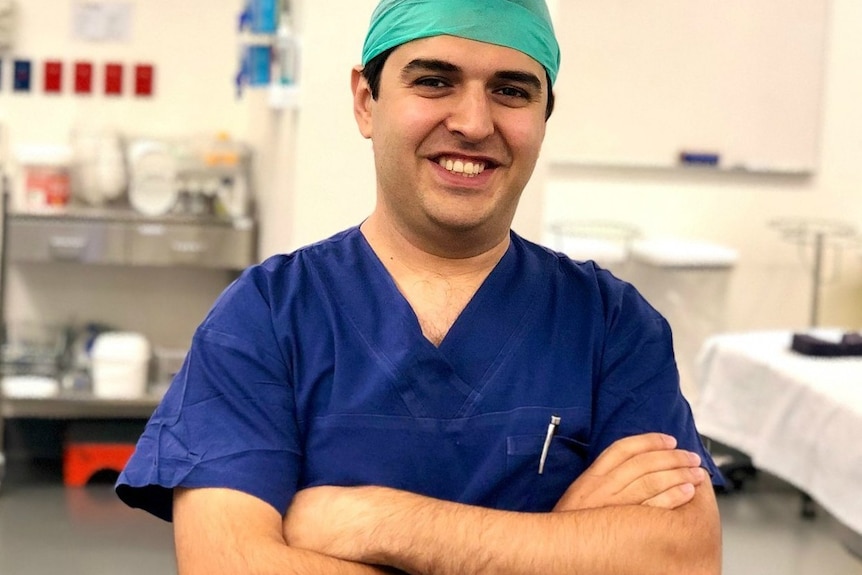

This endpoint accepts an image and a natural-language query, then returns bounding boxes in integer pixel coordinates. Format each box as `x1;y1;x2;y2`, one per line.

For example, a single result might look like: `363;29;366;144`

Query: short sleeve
116;266;304;521
591;279;724;484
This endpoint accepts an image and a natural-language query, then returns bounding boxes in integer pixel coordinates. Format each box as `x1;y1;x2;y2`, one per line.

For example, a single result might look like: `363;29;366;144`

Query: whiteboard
545;0;830;173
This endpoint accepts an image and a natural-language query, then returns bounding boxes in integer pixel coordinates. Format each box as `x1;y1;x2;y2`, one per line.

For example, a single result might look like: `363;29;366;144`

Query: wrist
335;485;393;562
355;487;440;572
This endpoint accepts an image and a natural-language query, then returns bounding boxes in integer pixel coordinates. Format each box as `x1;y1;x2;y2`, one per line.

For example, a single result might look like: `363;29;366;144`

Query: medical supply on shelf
69;128;127;206
243;0;278;34
236;0;301;107
90;332;151;399
273;1;298;87
15;144;72;209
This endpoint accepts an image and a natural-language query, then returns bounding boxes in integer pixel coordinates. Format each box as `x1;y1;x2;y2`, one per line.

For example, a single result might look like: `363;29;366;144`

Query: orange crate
63;442;136;487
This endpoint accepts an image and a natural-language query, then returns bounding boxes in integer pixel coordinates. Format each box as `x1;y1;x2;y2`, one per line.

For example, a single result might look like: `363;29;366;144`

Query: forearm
178;536;397;575
381;494;717;575
174;487;400;575
181;537;400;575
290;484;720;575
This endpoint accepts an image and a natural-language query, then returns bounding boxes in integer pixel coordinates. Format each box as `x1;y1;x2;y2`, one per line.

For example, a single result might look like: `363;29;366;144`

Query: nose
444;86;495;142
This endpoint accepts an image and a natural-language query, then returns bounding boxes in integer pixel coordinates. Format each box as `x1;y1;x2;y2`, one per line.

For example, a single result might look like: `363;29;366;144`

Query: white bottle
269;1;300;108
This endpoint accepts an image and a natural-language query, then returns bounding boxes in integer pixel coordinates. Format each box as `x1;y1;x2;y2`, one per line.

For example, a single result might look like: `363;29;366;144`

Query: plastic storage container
627;238;738;402
90;332;152;399
547;220;640;275
15;144;73;209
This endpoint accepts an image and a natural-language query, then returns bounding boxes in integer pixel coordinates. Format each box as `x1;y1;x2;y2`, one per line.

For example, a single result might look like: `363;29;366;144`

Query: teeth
437;157;486;177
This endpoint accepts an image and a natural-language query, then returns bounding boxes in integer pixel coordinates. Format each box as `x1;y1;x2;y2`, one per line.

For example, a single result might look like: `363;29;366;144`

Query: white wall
0;0;247;147
543;0;862;332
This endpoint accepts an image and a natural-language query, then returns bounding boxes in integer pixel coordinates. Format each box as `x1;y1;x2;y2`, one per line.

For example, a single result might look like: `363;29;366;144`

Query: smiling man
116;1;722;573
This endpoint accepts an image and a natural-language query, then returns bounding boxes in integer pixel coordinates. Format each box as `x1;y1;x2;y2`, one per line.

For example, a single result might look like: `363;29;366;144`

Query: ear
351;66;374;139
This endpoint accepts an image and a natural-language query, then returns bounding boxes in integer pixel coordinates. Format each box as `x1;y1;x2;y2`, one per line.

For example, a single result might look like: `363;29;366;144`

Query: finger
610;449;703;491
641;482;698;510
625;465;708;502
584;465;706;509
589;433;678;475
616;449;701;484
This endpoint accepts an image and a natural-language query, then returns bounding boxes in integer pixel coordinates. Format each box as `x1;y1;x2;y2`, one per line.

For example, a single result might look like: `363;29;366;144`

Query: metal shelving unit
0;192;257;489
0;174;8;486
1;392;161;419
6;207;255;269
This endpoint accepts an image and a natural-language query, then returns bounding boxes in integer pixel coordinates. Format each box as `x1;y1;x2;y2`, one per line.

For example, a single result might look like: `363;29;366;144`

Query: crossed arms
174;433;721;575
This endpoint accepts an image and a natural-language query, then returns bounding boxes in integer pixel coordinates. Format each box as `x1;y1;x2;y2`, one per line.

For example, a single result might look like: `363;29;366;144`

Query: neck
360;211;511;278
360;211;511;346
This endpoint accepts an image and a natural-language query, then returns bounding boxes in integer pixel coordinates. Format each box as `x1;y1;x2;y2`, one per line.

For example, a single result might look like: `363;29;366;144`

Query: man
117;1;723;573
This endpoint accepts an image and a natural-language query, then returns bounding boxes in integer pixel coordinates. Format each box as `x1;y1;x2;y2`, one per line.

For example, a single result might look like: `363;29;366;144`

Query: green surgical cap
361;0;561;85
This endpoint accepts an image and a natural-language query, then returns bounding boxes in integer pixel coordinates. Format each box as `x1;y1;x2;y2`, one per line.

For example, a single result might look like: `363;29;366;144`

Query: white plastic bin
628;238;738;402
547;220;640;275
90;332;152;399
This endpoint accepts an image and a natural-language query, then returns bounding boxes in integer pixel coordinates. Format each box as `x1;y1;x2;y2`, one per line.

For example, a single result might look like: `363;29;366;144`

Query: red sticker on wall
44;61;63;93
105;62;123;95
74;62;93;94
134;64;154;97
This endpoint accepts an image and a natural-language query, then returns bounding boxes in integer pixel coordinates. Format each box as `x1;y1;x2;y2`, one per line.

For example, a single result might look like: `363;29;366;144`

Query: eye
496;86;531;100
414;77;451;89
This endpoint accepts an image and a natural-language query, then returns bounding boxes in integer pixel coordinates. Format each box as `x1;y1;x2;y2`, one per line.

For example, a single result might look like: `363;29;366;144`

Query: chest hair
397;274;486;346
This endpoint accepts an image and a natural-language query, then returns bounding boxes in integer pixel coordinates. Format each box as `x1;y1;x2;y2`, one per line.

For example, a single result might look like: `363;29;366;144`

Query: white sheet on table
694;330;862;535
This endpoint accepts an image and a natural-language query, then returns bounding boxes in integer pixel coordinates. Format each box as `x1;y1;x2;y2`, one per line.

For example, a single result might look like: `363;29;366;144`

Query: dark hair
361;47;556;120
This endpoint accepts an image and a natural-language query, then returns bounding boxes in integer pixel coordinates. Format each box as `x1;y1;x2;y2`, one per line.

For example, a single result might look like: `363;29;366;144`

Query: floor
718;473;862;575
0;461;860;574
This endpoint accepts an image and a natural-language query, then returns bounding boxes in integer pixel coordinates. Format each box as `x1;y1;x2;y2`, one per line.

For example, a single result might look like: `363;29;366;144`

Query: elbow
663;482;723;575
698;535;723;575
660;547;721;575
675;558;721;575
663;522;722;575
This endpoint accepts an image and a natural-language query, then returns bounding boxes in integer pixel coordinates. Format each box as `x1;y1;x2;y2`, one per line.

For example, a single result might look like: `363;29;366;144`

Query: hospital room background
0;0;861;573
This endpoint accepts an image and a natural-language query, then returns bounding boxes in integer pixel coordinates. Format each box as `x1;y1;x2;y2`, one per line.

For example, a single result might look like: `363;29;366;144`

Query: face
352;35;549;254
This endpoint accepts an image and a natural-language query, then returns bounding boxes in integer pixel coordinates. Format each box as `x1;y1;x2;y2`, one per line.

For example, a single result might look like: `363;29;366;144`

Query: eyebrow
495;70;543;92
402;58;460;76
401;58;544;92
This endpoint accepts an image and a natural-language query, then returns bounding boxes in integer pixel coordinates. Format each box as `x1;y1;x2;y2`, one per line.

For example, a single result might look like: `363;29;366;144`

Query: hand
553;433;708;512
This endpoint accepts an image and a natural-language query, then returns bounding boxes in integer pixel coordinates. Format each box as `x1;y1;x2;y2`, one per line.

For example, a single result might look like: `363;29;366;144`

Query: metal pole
0;173;8;347
0;172;7;488
810;231;824;328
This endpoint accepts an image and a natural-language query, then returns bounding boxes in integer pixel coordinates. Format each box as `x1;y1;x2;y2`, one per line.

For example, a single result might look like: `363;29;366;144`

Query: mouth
434;155;497;178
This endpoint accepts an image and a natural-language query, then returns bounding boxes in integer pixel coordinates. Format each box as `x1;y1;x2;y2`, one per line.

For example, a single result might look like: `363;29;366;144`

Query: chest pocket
300;408;591;512
505;432;590;511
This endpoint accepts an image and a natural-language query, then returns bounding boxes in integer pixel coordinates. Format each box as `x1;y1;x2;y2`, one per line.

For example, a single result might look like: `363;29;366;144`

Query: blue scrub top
117;227;721;521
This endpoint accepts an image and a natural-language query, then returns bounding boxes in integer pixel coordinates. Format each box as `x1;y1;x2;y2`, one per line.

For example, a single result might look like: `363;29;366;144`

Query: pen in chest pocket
538;415;561;475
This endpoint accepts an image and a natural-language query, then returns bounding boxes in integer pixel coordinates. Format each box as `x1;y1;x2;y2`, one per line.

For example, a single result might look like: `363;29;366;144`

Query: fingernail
688;452;702;466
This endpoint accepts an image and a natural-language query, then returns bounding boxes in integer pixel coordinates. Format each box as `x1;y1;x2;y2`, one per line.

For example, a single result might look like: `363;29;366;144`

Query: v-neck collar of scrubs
316;227;547;420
